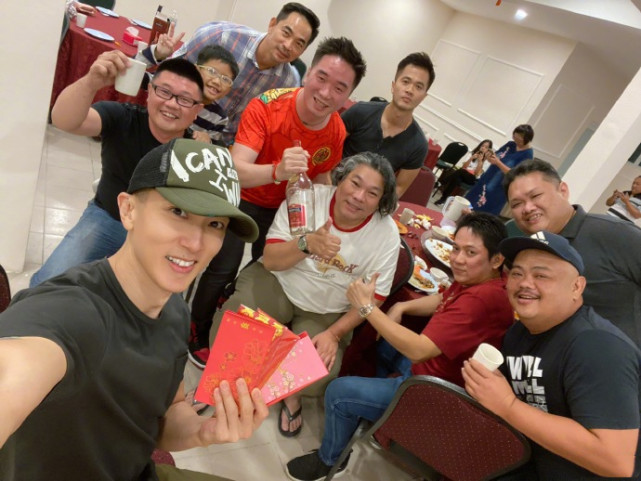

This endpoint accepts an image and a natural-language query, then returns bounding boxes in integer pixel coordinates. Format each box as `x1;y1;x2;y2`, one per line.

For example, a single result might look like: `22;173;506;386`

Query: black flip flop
278;402;303;437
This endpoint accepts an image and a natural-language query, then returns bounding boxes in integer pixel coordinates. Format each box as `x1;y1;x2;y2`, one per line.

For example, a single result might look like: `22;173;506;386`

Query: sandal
278;401;303;438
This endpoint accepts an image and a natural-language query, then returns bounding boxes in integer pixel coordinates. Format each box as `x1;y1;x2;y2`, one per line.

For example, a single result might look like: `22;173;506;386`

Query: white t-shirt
264;184;400;313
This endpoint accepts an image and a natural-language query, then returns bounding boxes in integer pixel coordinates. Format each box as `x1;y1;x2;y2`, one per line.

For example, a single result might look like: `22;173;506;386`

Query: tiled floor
7;125;426;481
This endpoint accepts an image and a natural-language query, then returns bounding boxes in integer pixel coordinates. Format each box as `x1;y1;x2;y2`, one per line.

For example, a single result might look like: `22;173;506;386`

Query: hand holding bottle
276;144;309;182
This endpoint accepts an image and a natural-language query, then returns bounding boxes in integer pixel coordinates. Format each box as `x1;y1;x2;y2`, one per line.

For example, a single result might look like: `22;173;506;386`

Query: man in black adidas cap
463;231;641;480
0;139;266;481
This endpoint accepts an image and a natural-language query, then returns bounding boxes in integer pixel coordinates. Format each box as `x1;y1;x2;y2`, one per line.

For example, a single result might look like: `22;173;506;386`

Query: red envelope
194;307;298;405
261;332;329;406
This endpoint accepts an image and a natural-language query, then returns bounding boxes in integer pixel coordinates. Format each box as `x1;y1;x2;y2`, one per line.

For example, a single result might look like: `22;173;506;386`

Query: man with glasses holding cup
31;52;205;287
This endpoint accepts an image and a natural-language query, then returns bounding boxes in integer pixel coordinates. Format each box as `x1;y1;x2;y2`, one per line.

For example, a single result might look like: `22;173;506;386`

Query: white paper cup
115;58;147;96
429;267;449;285
472;343;504;371
399;208;415;225
76;13;87;28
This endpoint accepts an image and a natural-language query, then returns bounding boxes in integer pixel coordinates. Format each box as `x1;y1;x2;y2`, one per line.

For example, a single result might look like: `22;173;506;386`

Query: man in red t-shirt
188;37;367;369
286;212;514;480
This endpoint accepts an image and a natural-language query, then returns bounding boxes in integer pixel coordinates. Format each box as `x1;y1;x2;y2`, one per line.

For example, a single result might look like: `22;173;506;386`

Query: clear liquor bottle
286;140;315;235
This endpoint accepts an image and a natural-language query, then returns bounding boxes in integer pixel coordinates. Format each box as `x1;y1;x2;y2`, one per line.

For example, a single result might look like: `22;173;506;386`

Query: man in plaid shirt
146;2;320;145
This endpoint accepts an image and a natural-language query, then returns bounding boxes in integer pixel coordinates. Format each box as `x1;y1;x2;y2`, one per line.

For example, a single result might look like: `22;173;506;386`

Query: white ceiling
439;0;641;79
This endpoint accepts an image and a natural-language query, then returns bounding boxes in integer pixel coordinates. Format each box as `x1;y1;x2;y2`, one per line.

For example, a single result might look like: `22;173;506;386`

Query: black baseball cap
127;139;258;242
499;231;584;275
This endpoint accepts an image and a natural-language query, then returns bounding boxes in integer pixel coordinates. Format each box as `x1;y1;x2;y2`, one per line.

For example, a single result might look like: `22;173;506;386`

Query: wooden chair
325;376;531;481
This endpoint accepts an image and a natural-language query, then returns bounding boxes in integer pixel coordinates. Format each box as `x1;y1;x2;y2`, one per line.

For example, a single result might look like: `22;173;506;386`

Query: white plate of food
408;257;439;294
423;238;453;268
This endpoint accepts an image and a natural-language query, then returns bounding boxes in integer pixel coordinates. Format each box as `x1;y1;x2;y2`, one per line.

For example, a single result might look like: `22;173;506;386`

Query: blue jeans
318;340;412;466
30;201;126;287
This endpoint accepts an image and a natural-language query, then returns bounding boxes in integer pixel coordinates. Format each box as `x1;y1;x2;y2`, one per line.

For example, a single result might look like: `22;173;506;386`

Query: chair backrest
388;236;414;297
399;167;436;206
0;264;11;313
438;142;469;167
372;376;530;481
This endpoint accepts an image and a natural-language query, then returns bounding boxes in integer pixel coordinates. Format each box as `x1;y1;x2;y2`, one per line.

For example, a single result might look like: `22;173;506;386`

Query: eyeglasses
150;84;201;108
196;65;234;88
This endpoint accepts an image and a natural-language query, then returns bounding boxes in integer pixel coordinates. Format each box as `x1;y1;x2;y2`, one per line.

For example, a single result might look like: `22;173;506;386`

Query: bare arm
312;301;383;372
232;143;309;188
463;360;638;477
0;337;67;448
157;378;268;451
347;277;443;363
51;50;131;136
395;168;420;198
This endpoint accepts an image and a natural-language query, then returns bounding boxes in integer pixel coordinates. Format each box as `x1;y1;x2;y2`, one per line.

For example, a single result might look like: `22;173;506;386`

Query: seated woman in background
434;138;493;205
465;124;534;215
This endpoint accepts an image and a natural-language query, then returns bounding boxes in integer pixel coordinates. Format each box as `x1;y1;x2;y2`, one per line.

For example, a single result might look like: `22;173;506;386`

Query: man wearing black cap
463;231;641;480
0;140;267;481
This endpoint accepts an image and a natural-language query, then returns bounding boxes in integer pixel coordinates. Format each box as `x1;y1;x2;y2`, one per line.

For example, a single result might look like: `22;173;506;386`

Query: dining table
51;11;153;108
339;201;450;378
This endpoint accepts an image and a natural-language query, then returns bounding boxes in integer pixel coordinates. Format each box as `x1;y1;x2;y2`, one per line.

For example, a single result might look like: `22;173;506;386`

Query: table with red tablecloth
339;202;449;377
424;139;442;169
51;13;152;108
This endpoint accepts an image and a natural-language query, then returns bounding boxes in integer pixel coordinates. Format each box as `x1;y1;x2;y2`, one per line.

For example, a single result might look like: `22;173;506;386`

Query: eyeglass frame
150;84;202;108
196;64;234;88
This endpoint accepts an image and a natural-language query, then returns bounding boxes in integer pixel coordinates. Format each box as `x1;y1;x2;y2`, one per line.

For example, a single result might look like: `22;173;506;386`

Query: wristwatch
297;235;310;254
358;303;375;318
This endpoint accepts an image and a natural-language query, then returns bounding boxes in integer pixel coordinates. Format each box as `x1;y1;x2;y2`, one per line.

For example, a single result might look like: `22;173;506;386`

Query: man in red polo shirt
188;37;367;369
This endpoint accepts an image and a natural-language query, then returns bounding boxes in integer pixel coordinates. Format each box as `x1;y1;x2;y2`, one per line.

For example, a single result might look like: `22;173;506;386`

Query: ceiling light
515;9;528;21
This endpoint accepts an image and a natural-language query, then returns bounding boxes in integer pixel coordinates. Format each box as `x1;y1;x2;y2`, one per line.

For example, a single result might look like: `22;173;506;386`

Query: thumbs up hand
307;218;341;260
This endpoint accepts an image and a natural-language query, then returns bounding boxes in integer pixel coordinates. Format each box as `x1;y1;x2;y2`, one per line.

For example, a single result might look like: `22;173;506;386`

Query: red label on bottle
288;204;306;229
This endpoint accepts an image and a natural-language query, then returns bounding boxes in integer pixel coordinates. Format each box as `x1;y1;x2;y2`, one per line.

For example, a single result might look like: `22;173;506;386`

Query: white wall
117;0;454;100
530;43;629;169
416;12;575;151
0;1;62;272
